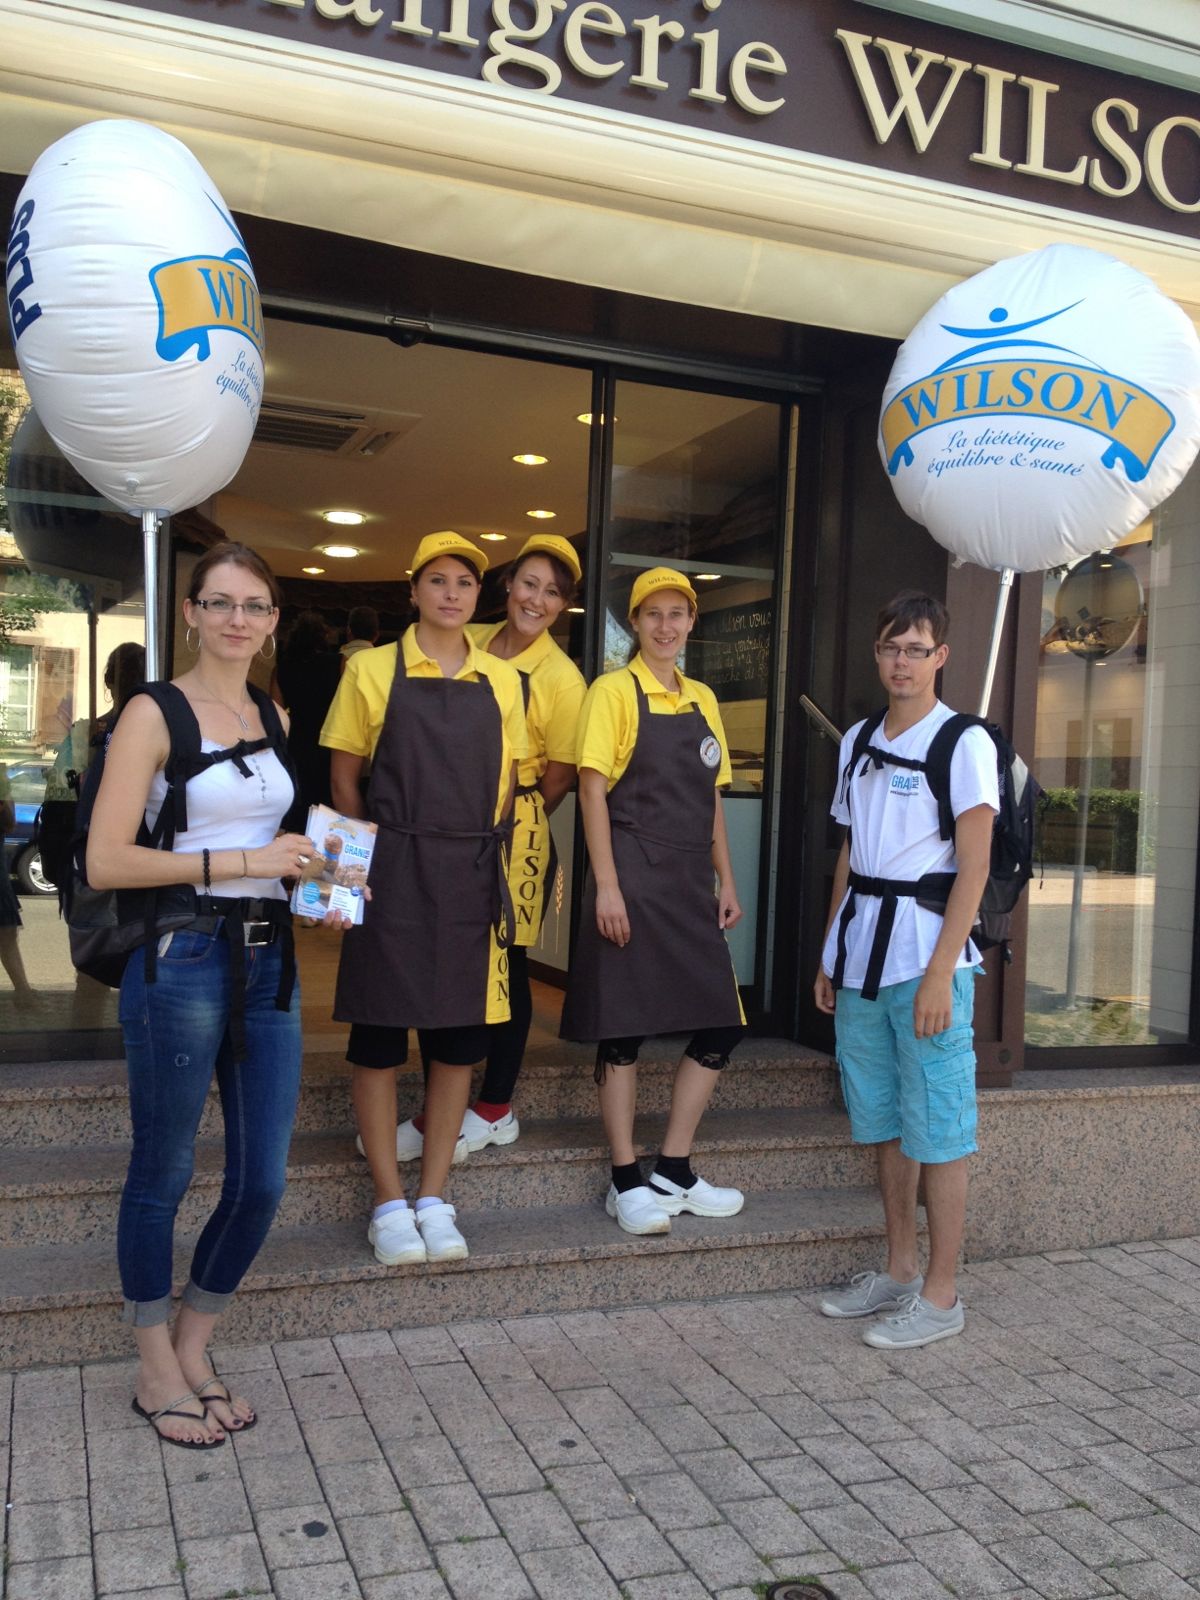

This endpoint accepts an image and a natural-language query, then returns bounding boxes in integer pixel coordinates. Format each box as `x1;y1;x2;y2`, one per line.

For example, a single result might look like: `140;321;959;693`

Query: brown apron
560;670;743;1041
333;646;512;1030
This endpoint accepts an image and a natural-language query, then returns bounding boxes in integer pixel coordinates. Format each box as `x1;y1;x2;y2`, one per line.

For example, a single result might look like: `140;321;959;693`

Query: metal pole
141;509;160;681
978;566;1015;719
1064;654;1095;1008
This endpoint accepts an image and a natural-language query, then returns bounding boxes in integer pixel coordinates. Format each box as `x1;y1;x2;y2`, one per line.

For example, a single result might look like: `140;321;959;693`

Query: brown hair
188;542;282;609
411;553;480;586
510;550;577;606
875;591;949;648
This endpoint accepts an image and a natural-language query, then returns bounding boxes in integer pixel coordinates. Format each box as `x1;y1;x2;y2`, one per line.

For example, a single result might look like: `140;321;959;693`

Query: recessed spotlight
322;510;365;526
480;532;508;542
405;568;413;577
512;453;548;466
576;413;617;425
567;606;585;614
302;566;326;575
317;544;361;559
695;573;721;581
526;509;556;520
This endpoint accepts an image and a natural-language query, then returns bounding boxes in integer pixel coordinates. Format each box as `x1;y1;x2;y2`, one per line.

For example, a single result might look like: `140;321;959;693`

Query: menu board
698;600;773;701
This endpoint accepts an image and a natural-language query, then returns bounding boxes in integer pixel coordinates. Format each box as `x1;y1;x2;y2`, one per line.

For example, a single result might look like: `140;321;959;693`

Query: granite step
0;1185;900;1367
0;1105;869;1245
0;1043;839;1147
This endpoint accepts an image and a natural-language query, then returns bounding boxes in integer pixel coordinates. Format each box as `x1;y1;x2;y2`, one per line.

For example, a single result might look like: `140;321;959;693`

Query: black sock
652;1154;697;1190
611;1161;644;1195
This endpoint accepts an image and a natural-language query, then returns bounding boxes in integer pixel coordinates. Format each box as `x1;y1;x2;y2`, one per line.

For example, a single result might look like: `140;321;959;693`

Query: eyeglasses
876;642;938;661
193;598;276;619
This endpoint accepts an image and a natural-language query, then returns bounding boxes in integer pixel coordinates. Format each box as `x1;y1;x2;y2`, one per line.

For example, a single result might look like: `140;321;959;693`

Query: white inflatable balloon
878;244;1200;572
5;120;263;517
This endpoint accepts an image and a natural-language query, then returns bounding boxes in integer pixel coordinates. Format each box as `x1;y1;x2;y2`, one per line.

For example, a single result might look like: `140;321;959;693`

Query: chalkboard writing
696;600;773;701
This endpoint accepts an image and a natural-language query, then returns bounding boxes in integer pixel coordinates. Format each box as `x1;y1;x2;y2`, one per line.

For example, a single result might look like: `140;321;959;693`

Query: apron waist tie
612;819;712;854
380;818;516;949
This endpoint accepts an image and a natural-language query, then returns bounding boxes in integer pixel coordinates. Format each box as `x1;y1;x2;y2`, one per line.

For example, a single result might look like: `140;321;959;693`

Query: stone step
0;1042;839;1147
0;1185;899;1367
0;1106;869;1246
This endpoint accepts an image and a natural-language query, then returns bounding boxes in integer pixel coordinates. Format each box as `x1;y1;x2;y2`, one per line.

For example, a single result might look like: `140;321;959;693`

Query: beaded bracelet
202;848;211;892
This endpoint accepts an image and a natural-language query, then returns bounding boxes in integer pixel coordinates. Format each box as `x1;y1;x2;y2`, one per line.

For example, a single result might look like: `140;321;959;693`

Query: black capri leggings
596;1025;746;1080
347;1022;490;1070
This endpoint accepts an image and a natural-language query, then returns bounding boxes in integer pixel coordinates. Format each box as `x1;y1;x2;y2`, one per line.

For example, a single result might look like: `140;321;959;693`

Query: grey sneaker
864;1293;964;1349
819;1271;923;1319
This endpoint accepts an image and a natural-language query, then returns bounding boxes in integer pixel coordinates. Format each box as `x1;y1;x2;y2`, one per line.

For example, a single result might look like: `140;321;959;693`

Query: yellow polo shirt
321;626;528;824
470;623;586;788
575;654;733;791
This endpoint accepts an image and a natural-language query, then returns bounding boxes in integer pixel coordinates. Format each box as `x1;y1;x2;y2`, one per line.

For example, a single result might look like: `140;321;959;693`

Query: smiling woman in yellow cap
560;567;747;1238
320;531;528;1268
393;532;586;1165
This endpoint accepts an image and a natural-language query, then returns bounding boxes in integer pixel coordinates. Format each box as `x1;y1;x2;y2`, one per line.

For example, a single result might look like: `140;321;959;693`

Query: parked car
3;759;55;895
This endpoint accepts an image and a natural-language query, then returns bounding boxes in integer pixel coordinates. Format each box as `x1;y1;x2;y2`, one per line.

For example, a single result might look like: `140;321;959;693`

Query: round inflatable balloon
5;119;264;517
878;244;1200;573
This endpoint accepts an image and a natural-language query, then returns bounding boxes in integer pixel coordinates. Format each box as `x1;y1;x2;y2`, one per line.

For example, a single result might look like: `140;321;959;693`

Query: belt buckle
245;921;272;947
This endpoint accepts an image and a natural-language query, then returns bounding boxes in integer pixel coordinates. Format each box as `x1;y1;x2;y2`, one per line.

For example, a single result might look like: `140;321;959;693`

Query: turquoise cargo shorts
834;966;979;1163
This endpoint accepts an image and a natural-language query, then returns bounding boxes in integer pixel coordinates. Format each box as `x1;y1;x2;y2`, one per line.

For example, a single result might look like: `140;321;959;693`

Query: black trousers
417;945;533;1104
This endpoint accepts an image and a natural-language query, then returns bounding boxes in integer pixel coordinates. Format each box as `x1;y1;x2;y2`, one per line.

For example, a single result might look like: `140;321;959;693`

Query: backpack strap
924;713;989;843
839;709;887;815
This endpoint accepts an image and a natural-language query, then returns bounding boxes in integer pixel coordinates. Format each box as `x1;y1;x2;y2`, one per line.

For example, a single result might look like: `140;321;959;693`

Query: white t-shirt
821;701;999;990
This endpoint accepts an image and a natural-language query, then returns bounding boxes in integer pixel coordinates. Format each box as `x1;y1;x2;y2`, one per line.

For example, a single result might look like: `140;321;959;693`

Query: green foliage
0;570;84;652
1039;786;1149;872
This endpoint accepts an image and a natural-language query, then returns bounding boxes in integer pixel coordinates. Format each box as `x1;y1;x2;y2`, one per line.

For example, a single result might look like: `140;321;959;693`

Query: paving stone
581;1513;681;1579
640;1402;726;1454
273;1560;364;1598
14;1366;81;1410
334;1329;400;1360
90;1469;171;1533
286;1373;365;1423
1108;1559;1200;1598
802;1500;907;1567
1045;1465;1158;1522
275;1337;343;1377
383;1433;468;1489
6;1496;90;1561
363;1573;452;1600
10;1445;88;1501
392;1325;465;1365
544;1462;633;1522
799;1433;895;1485
851;1477;955;1538
713;1408;801;1461
665;1524;773;1590
209;1340;279;1372
873;1436;972;1490
488;1488;582;1551
1155;1484;1200;1534
227;1409;307;1460
168;1476;254;1539
255;1502;347;1571
338;1508;432;1577
510;1417;602;1468
93;1526;183;1593
930;1480;1039;1541
622;1576;710;1600
1034;1506;1146;1567
756;1391;842;1439
624;1470;720;1531
178;1530;270;1600
906;1527;1027;1594
519;1542;622;1599
861;1562;960;1598
407;1480;499;1544
1080;1442;1186;1493
721;1494;820;1557
434;1535;535;1600
6;1557;96;1600
674;1446;770;1503
913;1416;1012;1465
459;1437;545;1495
988;1533;1118;1597
757;1452;853;1509
1114;1513;1200;1578
239;1450;325;1510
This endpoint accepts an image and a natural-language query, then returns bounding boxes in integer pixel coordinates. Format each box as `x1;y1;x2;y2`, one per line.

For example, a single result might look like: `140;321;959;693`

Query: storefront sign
879;243;1200;572
122;0;1199;236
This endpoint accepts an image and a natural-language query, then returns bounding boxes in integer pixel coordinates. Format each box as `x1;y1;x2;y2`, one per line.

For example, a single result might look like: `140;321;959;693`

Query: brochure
290;804;376;925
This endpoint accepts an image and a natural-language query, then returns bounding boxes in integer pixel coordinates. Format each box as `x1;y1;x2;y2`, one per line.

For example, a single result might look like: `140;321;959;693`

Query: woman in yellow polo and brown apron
561;567;746;1236
321;532;527;1265
394;532;586;1164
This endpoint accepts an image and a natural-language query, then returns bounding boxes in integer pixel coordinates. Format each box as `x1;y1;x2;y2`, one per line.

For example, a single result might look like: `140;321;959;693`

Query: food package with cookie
290;804;377;925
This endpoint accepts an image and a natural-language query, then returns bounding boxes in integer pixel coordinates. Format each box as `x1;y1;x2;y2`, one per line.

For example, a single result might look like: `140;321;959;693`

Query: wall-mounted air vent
254;398;420;458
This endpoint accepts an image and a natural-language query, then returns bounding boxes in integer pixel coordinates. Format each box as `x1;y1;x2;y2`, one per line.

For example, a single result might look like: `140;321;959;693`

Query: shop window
1025;459;1200;1048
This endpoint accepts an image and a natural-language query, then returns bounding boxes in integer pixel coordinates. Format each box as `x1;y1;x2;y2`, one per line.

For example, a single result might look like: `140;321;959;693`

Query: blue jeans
117;926;302;1326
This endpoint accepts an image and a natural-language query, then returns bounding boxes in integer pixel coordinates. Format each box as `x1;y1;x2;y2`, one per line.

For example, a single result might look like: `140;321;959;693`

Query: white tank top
145;741;294;903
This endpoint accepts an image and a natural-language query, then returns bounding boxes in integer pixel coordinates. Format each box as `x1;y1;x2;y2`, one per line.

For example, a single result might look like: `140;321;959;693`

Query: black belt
831;870;956;1002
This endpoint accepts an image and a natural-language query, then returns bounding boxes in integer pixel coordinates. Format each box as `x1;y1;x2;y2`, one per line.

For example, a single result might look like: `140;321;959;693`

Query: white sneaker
415;1202;469;1262
367;1207;427;1266
355;1122;468;1165
649;1173;745;1218
461;1106;520;1152
605;1184;671;1236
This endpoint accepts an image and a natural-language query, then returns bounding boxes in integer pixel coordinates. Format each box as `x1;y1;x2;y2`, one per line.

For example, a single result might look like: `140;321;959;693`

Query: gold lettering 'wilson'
881;360;1175;482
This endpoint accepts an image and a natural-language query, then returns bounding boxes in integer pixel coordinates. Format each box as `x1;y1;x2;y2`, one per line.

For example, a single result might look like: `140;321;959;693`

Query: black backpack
63;680;292;988
843;709;1040;960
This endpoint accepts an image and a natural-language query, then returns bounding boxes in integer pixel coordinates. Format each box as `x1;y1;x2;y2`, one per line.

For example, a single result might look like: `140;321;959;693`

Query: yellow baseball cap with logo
628;566;698;617
411;530;488;577
517;532;582;583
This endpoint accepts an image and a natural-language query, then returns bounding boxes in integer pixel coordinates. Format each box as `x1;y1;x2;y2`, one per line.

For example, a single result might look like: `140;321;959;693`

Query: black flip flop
131;1393;226;1450
194;1375;258;1432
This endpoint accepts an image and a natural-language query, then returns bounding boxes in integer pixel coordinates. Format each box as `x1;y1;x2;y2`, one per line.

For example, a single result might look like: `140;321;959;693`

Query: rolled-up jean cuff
121;1294;173;1328
182;1280;235;1317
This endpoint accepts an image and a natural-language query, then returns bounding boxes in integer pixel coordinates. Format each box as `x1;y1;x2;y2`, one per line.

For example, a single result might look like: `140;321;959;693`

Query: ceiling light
322;510;365;526
567;606;585;614
526;509;556;520
302;566;326;575
512;453;548;466
576;413;617;425
480;532;508;542
695;573;721;581
318;544;361;559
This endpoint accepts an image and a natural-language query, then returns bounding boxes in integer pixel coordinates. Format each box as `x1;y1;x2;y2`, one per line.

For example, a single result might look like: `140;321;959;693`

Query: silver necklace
194;676;250;732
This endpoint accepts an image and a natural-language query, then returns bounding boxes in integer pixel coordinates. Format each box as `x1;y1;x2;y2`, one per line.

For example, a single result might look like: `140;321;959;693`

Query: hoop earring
259;635;277;661
185;626;199;654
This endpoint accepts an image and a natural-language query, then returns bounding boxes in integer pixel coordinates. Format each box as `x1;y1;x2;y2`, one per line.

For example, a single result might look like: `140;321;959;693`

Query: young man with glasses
813;592;998;1349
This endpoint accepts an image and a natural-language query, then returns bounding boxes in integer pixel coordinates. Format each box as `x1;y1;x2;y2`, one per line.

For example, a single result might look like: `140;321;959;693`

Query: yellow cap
411;530;488;578
628;566;698;617
517;532;582;583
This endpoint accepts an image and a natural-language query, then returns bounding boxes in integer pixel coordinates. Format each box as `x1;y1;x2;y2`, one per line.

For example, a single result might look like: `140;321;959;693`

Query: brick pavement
6;1238;1200;1599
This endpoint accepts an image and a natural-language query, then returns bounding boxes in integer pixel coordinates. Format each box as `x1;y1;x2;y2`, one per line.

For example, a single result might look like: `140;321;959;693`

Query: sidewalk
5;1240;1200;1600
